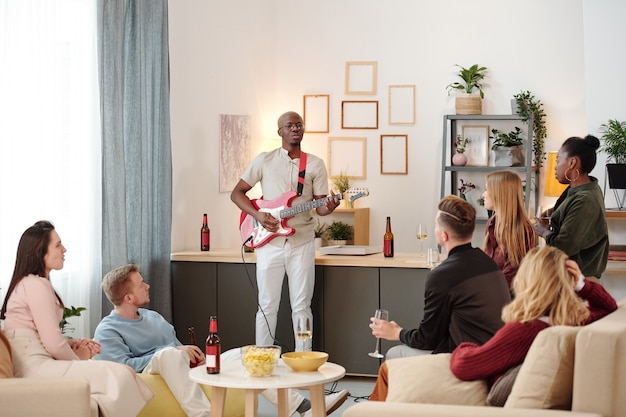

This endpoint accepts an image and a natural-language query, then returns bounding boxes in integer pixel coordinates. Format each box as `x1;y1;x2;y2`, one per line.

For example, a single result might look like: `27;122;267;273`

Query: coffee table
189;359;346;417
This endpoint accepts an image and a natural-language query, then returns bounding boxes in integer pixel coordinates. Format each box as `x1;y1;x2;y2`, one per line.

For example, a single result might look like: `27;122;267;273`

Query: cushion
137;373;245;417
486;363;522;407
0;331;13;378
505;325;580;410
386;353;488;406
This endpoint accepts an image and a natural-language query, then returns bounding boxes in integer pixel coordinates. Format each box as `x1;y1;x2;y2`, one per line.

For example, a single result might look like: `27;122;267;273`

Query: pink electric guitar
239;188;369;248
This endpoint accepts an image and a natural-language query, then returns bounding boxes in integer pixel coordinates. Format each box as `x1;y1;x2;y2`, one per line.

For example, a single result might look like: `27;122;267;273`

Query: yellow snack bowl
282;351;329;372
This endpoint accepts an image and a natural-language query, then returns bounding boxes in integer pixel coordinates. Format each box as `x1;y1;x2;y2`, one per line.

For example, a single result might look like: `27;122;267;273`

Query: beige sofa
0;330;244;417
344;298;626;417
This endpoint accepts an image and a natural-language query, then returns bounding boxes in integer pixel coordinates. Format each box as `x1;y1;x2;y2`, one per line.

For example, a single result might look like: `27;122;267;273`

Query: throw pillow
0;330;13;378
505;325;580;410
386;353;488;406
486;363;522;407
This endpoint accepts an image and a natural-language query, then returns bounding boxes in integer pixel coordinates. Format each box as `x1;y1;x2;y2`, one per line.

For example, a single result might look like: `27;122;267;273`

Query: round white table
189;359;346;417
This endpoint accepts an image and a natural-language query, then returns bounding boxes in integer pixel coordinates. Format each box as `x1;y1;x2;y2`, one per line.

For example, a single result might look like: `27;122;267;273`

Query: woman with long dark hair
1;221;152;417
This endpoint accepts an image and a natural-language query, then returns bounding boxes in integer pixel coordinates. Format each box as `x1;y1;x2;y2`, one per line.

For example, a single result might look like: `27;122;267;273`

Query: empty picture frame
345;61;377;95
303;94;329;133
327;137;367;179
461;125;490;166
341;100;378;129
388;85;416;125
380;134;408;174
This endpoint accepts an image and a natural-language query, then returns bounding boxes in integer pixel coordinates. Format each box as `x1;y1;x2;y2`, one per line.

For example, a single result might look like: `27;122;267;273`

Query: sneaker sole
327;390;350;416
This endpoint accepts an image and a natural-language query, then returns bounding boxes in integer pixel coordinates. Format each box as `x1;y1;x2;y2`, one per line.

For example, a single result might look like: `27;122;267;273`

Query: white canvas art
220;114;251;192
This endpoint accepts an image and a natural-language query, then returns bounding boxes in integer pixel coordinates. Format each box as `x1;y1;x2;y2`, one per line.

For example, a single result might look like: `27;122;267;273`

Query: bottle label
202;232;209;246
206;354;217;367
384;239;394;257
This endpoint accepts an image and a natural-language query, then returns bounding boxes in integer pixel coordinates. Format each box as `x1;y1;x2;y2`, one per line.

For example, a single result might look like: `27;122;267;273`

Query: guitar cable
240;240;287;352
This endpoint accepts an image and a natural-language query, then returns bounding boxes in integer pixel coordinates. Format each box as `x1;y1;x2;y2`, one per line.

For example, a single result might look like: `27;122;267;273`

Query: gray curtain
97;0;173;321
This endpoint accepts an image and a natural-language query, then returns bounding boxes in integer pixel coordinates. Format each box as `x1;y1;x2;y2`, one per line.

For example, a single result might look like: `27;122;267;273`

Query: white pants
255;239;315;351
147;347;306;417
385;344;432;360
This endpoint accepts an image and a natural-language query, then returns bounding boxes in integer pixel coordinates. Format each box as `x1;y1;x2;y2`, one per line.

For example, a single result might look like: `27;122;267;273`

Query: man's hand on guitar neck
255;211;280;232
317;190;340;216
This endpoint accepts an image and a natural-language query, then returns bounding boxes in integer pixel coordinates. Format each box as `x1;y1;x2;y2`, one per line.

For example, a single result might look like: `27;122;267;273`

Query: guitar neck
280;194;343;219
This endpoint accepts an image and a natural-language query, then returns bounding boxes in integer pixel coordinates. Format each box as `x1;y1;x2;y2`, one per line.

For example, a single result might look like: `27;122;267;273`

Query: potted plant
325;220;353;245
599;119;626;194
331;170;352;208
313;219;326;250
513;90;547;168
490;127;525;167
452;134;470;166
446;64;487;115
60;305;86;335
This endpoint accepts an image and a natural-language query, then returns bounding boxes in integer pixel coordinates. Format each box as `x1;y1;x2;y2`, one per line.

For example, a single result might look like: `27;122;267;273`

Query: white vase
314;237;323;251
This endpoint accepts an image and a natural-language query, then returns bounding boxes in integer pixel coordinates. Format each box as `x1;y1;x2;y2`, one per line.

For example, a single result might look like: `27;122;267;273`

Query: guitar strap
297;151;307;196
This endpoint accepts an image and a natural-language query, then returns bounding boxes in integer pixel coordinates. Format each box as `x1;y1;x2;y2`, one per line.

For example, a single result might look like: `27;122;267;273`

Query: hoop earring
565;168;580;183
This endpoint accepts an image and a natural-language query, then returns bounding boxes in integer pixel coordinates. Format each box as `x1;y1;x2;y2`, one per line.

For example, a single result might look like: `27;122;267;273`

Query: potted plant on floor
446;64;487;115
599;119;626;207
512;90;547;168
326;221;353;246
490;127;525;166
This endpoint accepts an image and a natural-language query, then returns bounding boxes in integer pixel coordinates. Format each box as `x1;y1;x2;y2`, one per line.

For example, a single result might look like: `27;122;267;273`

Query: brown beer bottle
383;217;394;257
201;213;210;251
206;316;221;374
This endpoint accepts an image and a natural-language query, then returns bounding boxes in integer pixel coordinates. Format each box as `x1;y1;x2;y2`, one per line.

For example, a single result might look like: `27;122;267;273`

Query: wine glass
368;309;389;359
415;224;428;255
295;317;312;352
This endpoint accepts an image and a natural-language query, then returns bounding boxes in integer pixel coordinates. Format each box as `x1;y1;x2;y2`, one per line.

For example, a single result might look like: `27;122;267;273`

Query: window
0;0;101;336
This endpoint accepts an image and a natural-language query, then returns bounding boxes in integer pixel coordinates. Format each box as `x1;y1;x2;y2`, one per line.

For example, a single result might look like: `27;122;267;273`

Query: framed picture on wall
380;134;408;174
327;137;367;179
345;61;377;95
388;85;416;125
303;94;329;133
341;100;378;129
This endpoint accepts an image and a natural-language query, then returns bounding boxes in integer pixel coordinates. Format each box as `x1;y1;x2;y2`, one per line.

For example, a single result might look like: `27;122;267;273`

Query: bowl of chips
281;351;328;372
241;345;281;377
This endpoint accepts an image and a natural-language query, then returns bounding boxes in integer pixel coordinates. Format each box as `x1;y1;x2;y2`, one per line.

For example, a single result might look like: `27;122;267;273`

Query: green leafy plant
599;119;626;164
454;135;470;153
513;90;547;168
490;127;524;149
446;64;488;98
331;170;352;194
60;305;86;334
325;221;353;241
314;219;327;238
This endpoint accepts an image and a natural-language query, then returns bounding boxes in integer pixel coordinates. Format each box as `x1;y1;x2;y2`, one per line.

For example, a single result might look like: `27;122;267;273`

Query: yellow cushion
137;373;245;417
505;326;580;410
386;353;488;406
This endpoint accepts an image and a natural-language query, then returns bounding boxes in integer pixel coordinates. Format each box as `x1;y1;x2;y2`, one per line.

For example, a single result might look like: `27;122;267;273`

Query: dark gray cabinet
171;260;429;375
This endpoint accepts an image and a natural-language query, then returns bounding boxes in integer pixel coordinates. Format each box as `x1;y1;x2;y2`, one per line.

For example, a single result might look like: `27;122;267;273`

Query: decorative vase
494;146;525;167
328;239;347;246
314;237;323;251
455;95;482;115
452;152;468;166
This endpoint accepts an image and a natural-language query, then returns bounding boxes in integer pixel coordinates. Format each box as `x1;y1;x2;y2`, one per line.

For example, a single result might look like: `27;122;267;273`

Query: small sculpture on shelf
452;134;469;166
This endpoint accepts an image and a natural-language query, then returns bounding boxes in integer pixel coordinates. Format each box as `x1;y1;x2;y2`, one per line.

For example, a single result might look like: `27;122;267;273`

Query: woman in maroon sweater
450;246;617;387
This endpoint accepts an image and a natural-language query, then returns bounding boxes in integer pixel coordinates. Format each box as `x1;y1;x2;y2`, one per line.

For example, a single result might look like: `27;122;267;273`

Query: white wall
169;0;625;253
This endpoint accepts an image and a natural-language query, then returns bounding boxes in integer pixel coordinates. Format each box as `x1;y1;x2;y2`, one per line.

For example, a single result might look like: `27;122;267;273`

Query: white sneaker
301;389;350;417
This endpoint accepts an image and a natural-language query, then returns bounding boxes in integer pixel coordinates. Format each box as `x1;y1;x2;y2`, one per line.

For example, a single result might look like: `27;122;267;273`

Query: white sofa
344;298;626;417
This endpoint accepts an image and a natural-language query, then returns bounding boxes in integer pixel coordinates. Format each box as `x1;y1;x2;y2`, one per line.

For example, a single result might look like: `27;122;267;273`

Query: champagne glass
415;224;428;255
295;317;312;352
368;309;389;359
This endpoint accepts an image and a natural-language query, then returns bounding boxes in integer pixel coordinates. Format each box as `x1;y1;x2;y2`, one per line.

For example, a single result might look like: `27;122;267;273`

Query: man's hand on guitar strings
256;211;280;232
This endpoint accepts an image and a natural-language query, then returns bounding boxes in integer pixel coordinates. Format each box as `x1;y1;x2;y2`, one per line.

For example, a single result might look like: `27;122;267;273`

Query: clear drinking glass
368;309;389;359
295;317;312;352
415;224;428;255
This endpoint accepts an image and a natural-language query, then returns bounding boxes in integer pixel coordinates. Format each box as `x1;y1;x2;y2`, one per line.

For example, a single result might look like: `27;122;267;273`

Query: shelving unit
440;114;538;221
331;207;370;245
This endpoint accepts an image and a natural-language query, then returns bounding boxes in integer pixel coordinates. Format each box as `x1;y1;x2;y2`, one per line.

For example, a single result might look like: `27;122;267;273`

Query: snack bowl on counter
241;345;281;377
282;351;329;372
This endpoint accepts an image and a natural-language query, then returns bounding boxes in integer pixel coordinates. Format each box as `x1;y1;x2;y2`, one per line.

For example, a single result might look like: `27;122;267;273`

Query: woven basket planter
455;95;482;115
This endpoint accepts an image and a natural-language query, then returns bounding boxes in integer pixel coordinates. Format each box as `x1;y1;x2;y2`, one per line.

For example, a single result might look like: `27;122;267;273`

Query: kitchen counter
171;248;433;268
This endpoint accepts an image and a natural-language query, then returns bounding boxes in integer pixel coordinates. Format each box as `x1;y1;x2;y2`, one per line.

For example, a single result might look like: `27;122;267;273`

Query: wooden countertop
171;248;432;269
